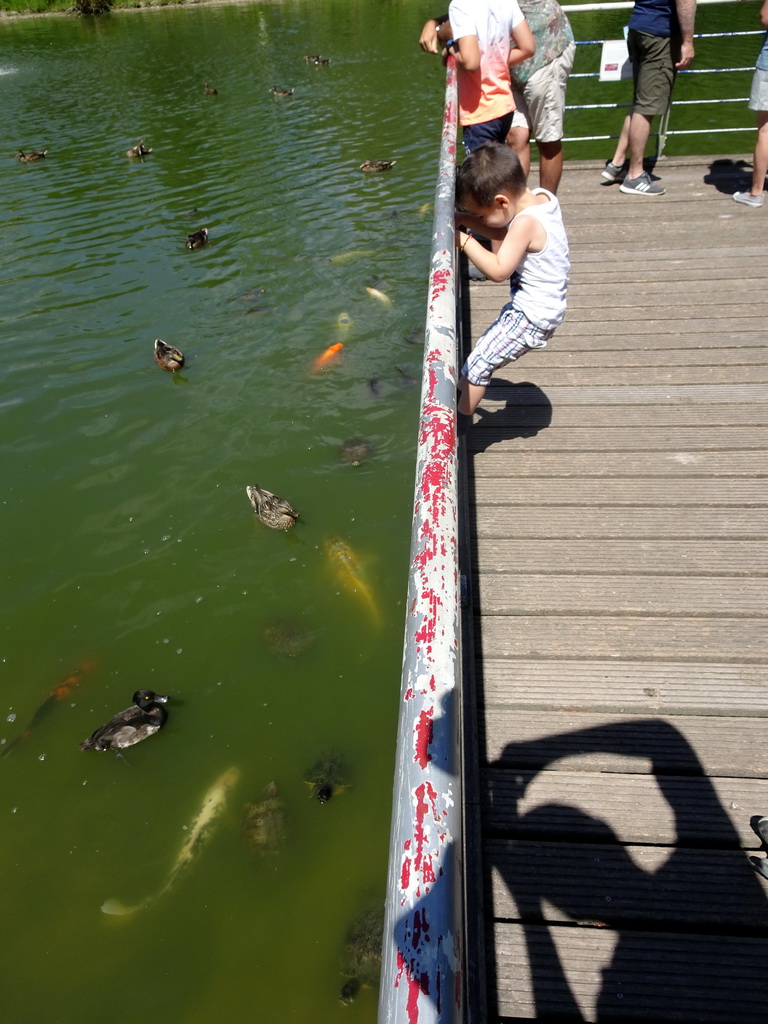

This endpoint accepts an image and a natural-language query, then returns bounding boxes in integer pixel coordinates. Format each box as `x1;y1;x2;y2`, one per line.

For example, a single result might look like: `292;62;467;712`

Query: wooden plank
551;317;764;336
473;539;768;575
563;280;765;301
568;246;768;265
477;383;768;404
477;614;768;661
473;508;768;538
467;309;767;341
468;293;768;328
568;266;761;285
469;426;768;451
474;403;768;427
471;478;768;506
482;711;768;776
475;575;768;615
520;348;768;366
492;922;768;1023
481;770;768;846
473;366;768;387
486;840;768;926
480;659;768;716
470;451;768;476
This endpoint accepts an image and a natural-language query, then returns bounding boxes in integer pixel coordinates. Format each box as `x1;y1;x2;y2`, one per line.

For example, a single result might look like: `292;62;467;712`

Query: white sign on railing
599;39;632;81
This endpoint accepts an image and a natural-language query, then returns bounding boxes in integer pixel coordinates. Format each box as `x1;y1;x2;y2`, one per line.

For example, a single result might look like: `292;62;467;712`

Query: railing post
378;61;464;1024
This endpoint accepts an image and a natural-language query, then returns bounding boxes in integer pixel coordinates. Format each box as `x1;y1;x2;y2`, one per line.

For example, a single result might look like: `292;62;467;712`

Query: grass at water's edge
0;0;219;15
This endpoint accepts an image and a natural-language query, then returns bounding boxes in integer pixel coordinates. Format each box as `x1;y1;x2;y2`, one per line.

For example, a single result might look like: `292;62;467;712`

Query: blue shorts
462;302;552;387
462;111;514;153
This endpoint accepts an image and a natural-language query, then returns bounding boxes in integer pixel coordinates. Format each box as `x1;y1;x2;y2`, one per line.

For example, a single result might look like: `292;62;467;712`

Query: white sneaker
733;191;764;208
619;172;665;196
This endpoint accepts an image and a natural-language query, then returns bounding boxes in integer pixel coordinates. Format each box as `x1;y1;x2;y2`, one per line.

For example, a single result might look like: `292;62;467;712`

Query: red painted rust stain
401;856;411;891
396;948;431;1024
431;264;451;301
414;708;434;768
413;781;440;888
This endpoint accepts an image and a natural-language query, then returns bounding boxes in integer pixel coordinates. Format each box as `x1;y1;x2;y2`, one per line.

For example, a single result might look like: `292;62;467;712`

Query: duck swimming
360;160;396;173
270;86;294;97
79;689;169;752
16;149;47;163
186;227;208;249
126;139;152;159
153;338;185;372
246;485;299;531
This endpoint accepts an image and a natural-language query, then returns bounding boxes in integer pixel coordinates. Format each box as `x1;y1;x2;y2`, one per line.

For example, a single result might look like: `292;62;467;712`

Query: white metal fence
561;0;762;152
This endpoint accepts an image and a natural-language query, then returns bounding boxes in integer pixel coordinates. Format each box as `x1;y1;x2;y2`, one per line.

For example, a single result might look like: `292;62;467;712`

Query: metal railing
561;0;762;153
378;60;465;1024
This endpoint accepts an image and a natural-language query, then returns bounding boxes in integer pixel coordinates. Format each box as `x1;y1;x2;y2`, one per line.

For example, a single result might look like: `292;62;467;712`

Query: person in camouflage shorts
506;0;576;194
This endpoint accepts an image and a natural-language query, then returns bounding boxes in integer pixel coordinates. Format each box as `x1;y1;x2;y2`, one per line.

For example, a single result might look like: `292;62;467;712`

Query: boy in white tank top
455;141;569;429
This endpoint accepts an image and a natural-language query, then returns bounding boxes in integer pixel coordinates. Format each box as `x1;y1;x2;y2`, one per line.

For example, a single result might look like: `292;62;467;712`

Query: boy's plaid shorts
462;301;553;387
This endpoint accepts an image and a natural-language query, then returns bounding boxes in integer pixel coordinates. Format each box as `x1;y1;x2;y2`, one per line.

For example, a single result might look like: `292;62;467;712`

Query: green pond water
1;3;440;1022
0;1;755;1022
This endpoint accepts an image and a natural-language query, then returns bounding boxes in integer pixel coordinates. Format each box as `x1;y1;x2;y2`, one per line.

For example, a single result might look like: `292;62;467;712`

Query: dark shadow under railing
378;59;466;1024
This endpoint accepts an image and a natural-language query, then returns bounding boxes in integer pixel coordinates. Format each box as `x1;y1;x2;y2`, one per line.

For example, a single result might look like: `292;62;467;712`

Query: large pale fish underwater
325;537;380;624
365;286;393;307
101;766;240;916
329;250;375;265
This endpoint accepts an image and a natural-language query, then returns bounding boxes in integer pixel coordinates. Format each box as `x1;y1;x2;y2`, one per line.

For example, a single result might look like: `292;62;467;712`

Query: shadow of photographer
486;718;768;1021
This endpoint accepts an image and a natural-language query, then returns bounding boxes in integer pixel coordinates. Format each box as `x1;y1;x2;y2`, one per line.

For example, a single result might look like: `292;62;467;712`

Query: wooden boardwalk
459;155;768;1023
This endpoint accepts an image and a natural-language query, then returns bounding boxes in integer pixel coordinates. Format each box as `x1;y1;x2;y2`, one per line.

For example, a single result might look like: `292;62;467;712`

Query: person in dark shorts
418;1;535;154
601;0;697;196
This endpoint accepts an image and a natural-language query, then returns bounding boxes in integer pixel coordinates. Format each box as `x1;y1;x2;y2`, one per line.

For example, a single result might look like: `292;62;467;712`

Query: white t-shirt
449;0;526;125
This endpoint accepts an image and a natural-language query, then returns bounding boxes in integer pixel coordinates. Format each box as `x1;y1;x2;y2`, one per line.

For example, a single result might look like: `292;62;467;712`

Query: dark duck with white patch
79;689;169;751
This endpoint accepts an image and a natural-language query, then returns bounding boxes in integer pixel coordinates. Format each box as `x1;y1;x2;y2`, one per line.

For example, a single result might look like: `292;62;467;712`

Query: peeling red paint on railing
379;59;463;1024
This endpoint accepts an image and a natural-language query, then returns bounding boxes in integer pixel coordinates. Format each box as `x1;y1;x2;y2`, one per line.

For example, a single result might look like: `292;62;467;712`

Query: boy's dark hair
456;142;527;208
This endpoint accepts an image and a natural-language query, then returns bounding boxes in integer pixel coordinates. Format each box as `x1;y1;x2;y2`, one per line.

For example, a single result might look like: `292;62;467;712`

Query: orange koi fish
325;537;380;624
312;342;344;372
2;658;99;757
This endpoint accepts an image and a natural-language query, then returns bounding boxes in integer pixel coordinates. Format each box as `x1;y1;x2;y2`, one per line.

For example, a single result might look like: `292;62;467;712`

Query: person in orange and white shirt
420;1;535;154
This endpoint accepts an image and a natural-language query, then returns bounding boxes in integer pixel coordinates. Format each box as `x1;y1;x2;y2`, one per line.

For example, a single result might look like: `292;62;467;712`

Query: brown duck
16;149;47;163
154;339;185;372
126;139;152;158
246;485;299;531
360;160;396;173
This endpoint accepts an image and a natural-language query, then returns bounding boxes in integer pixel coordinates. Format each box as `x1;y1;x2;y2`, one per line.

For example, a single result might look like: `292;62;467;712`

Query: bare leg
537;140;563;194
609;114;631;167
507;125;531;177
626;112;653;179
457;376;486;416
751;110;768;196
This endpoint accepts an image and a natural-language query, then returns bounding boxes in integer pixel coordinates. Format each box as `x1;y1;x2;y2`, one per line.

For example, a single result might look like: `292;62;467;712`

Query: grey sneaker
620;171;665;196
601;160;626;182
733;190;764;208
757;817;768;845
